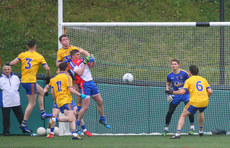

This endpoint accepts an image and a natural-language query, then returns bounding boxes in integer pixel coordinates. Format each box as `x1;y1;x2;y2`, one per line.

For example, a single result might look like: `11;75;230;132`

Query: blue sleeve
167;74;171;83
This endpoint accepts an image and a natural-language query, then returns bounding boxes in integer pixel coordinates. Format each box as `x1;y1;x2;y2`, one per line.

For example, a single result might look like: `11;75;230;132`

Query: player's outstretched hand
167;95;174;102
80;94;86;99
45;77;50;84
165;90;173;94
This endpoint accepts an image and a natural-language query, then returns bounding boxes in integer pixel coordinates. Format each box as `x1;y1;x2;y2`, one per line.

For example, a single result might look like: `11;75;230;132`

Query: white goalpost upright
58;0;230;136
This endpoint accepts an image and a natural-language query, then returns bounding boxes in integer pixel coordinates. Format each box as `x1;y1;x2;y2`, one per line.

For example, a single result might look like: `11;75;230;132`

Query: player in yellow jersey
57;34;91;110
48;62;86;140
56;34;90;67
7;40;52;133
56;34;93;135
165;65;213;139
43;69;92;138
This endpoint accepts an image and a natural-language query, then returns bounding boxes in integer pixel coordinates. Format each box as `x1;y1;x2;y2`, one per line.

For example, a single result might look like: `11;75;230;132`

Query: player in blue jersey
162;59;195;136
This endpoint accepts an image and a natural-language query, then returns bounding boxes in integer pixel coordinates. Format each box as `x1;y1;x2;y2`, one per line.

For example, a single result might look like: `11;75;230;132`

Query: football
54;127;59;136
122;73;134;83
37;127;46;136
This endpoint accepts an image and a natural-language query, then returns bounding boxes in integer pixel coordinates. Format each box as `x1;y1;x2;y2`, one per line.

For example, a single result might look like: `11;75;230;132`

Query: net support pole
58;0;63;49
220;0;225;84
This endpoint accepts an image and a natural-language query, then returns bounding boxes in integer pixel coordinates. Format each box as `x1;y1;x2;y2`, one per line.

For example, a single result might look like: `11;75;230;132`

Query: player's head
59;62;68;72
27;40;37;49
70;50;80;59
59;34;69;48
171;59;180;71
189;65;199;75
3;65;12;76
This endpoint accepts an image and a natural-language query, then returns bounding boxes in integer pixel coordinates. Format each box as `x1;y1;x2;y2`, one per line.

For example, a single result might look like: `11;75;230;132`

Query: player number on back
196;81;203;91
56;81;62;92
25;58;32;69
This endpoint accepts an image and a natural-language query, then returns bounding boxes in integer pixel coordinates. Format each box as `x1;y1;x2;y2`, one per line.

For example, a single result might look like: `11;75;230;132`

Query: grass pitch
1;135;230;148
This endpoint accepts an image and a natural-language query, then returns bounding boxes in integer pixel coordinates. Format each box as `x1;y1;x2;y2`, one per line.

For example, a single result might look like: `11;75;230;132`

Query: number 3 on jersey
196;81;203;91
25;58;32;69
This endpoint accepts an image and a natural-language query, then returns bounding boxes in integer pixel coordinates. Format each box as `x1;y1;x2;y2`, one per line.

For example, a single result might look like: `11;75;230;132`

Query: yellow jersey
18;50;47;83
50;72;73;107
56;45;80;62
183;75;211;107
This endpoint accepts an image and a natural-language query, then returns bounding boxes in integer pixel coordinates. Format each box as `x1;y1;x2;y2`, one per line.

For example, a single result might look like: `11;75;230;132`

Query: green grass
1;135;230;148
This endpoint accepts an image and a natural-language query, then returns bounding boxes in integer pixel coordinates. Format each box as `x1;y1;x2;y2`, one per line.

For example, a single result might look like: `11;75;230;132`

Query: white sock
199;130;203;133
83;129;87;132
72;133;78;137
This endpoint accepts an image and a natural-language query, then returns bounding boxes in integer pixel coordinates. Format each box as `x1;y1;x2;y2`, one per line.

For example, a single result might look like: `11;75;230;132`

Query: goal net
58;24;230;136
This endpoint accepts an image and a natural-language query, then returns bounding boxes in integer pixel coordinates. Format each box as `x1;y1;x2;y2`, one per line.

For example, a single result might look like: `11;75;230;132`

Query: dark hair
171;59;179;64
59;34;68;42
189;65;199;75
27;40;36;48
59;62;68;71
70;49;79;57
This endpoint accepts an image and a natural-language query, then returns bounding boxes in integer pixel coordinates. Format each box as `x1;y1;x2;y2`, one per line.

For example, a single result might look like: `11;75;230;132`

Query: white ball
122;73;134;83
54;127;59;136
37;127;46;136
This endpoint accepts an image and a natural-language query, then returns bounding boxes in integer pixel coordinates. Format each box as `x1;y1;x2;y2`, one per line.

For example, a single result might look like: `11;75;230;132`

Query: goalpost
58;0;230;136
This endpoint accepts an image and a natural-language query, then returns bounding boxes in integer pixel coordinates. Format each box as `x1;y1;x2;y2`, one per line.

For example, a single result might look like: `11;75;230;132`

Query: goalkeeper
166;65;212;139
162;59;195;136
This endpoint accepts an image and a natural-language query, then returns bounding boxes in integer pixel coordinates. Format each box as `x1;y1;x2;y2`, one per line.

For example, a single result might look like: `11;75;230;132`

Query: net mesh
59;26;230;135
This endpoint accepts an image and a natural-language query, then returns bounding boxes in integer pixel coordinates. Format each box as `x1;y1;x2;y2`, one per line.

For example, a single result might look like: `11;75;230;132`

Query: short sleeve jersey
183;75;211;107
18;50;47;83
56;46;80;62
50;72;73;107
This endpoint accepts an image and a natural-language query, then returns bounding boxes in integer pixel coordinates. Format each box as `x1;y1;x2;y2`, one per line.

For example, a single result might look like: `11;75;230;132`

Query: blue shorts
171;93;190;105
53;100;76;109
78;80;100;98
21;83;37;95
185;102;207;115
59;103;74;113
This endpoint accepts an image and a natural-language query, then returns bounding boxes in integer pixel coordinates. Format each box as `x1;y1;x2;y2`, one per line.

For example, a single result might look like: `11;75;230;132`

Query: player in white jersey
68;50;111;130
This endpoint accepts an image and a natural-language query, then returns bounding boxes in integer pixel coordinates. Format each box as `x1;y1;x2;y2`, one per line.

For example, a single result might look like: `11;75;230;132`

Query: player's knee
97;99;103;107
29;102;36;108
83;105;89;111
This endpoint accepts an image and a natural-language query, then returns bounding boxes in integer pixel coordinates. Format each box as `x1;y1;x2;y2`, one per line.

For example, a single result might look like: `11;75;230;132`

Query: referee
0;65;24;136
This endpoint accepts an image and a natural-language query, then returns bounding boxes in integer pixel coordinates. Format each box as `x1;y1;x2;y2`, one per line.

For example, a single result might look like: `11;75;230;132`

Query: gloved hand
165;90;173;94
89;56;94;63
45;77;50;84
44;91;49;96
83;58;90;64
5;61;10;66
167;95;174;102
80;94;86;99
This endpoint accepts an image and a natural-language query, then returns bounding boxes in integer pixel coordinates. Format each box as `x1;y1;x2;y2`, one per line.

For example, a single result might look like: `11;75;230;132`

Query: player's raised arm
78;47;90;57
8;57;20;66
